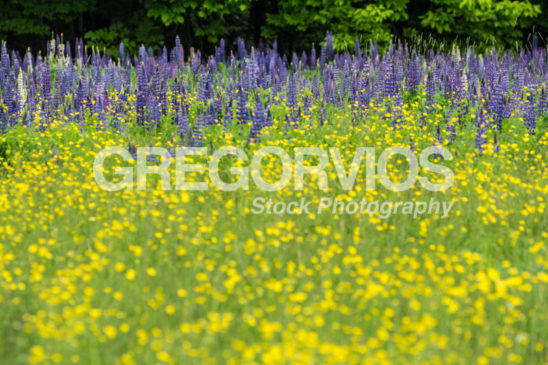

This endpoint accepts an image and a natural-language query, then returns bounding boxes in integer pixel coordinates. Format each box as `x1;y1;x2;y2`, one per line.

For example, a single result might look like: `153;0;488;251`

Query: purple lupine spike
248;96;265;144
491;80;504;130
309;46;316;69
139;45;146;61
538;86;547;116
11;50;20;77
46;39;52;57
326;32;334;60
191;111;205;147
300;51;307;70
223;103;233;131
205;105;215;125
136;63;147;125
177;109;189;144
22;49;32;71
253;95;265;127
392;94;402;129
4;76;15;125
77;70;87;112
248;57;258;91
236;83;248;124
269;55;277;78
354;37;360;58
287;71;298;117
42;60;53;122
145;92;160;130
291;52;298;72
384;55;396;97
151;65;161;97
312;74;320;98
493;132;500;153
64;41;71;59
237;38;246;60
219;38;226;63
0;104;7;134
175;35;182;55
162;46;168;65
319;45;327;70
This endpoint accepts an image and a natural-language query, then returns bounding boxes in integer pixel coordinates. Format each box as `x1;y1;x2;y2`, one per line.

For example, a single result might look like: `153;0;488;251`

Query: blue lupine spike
248;96;265;144
309;46;316;68
223;103;233;131
237;38;246;60
392;94;402;129
319;45;326;70
177;109;189;144
253;95;265;127
162;47;168;65
0;104;7;134
191;111;205;147
326;32;334;60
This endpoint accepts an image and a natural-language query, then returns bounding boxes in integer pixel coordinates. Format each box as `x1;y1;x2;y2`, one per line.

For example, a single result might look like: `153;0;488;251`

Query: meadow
0;36;547;364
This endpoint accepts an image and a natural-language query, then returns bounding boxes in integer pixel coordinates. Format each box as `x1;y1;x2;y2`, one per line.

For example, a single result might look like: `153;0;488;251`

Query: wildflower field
0;35;547;364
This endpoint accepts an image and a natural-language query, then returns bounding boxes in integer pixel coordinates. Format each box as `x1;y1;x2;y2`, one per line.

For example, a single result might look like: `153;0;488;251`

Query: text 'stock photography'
0;33;547;365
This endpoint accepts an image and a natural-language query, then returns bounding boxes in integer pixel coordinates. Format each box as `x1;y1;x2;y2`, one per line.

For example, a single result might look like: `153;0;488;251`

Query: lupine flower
0;33;543;160
191;111;204;147
525;97;536;135
326;32;334;60
0;104;7;134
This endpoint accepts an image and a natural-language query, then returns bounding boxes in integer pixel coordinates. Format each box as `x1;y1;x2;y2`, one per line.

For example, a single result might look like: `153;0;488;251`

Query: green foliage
0;0;545;54
0;0;94;36
84;13;164;58
420;0;541;48
146;0;251;43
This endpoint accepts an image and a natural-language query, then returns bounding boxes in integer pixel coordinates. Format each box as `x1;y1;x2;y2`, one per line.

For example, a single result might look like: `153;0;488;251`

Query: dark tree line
0;0;546;56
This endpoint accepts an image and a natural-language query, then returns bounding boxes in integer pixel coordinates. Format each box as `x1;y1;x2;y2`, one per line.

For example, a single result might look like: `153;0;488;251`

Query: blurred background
0;0;546;56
